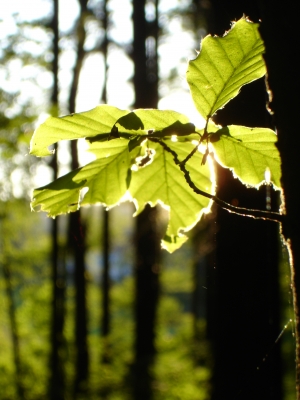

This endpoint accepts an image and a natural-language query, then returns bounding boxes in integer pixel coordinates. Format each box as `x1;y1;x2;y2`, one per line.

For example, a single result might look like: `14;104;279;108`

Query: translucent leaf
31;139;130;216
30;105;129;156
129;140;214;252
187;18;266;119
30;106;195;157
210;126;281;188
118;109;196;136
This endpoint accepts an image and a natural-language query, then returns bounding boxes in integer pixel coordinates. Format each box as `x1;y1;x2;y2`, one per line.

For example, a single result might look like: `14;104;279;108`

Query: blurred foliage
0;199;51;399
0;200;210;399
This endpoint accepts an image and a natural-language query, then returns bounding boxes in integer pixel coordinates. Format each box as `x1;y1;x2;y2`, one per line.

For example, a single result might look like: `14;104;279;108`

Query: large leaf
116;109;196;136
31;139;130;216
30;106;199;220
210;125;281;188
30;105;129;156
129;139;214;252
187;18;266;119
30;106;196;157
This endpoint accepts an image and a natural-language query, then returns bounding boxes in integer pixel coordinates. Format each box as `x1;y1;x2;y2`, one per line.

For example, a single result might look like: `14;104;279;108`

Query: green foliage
187;17;266;118
30;17;281;252
0;200;51;400
210;124;281;188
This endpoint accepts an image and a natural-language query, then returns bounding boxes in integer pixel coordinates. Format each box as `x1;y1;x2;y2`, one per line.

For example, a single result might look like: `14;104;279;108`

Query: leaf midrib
200;33;262;118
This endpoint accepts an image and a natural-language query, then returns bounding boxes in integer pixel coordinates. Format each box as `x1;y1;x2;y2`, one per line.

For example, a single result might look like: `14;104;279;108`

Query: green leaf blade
30;105;130;156
129;139;214;252
210;125;281;188
31;139;130;216
187;18;266;119
115;108;196;138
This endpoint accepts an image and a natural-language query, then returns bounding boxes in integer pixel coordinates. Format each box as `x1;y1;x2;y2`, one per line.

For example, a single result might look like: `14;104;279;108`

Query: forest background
0;0;296;399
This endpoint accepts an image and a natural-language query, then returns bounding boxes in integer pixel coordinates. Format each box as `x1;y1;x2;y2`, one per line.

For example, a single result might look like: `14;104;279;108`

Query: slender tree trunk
3;261;25;399
132;1;160;399
68;211;89;395
191;215;215;376
190;1;215;379
100;0;111;366
49;1;66;398
259;1;300;397
101;211;110;361
68;0;89;394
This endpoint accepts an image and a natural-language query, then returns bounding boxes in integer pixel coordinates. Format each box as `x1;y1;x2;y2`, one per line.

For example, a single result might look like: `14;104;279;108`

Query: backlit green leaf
29;17;283;253
210;125;281;188
187;18;266;119
30;105;129;156
129;139;214;252
31;139;130;216
119;109;196;137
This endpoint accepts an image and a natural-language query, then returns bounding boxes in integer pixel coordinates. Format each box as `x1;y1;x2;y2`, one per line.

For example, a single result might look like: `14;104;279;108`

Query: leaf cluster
30;18;281;252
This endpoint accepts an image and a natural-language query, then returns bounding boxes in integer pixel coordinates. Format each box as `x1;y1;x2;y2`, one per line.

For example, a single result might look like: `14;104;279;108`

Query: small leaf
129;139;214;252
30;105;129;156
187;18;266;119
31;139;130;216
210;125;281;188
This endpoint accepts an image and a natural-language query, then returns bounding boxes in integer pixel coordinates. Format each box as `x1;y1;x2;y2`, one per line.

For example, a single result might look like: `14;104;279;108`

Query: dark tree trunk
134;205;160;400
191;214;215;373
68;0;89;394
68;211;89;395
190;0;215;377
3;260;25;399
49;1;66;399
207;2;282;399
100;0;111;366
132;1;160;399
258;1;300;397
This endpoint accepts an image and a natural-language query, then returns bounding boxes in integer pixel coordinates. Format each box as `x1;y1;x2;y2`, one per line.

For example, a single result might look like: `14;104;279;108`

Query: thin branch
149;138;285;224
180;134;201;166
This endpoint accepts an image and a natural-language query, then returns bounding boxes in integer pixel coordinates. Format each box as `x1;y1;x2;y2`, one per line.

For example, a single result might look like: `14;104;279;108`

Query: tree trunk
3;261;25;399
132;1;160;399
68;211;89;395
207;3;282;398
100;0;111;366
68;0;89;394
259;1;300;397
49;1;66;398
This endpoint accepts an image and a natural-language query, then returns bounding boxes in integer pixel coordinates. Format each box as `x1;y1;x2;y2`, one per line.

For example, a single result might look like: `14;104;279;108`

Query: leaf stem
150;138;284;224
179;134;201;166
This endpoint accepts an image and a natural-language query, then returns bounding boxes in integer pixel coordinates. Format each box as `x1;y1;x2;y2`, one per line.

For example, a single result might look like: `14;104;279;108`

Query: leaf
129;139;214;252
210;125;281;188
31;139;130;216
30;105;129;156
187;18;266;119
123;109;196;137
30;107;199;222
109;108;196;141
30;106;196;157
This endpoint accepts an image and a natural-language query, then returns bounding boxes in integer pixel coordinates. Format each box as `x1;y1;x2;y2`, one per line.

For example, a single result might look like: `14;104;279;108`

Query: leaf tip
161;234;188;253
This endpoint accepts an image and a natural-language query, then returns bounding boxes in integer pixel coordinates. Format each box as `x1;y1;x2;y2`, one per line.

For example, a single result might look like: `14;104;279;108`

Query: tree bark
68;0;89;394
3;261;25;400
49;2;66;399
132;1;160;399
207;3;282;398
259;1;300;397
100;0;111;366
